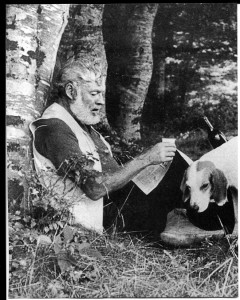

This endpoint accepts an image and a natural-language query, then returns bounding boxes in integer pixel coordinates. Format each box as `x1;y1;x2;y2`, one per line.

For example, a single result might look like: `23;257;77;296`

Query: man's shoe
160;209;225;246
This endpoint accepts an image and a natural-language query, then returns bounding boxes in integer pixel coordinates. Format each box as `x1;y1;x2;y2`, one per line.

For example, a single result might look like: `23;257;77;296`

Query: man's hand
144;142;177;165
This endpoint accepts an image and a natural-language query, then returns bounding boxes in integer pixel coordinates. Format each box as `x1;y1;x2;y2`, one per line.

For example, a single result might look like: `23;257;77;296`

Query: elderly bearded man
29;60;234;241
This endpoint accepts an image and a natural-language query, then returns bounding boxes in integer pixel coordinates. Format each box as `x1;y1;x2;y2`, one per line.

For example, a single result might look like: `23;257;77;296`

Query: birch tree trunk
6;4;69;208
52;4;109;126
114;3;158;141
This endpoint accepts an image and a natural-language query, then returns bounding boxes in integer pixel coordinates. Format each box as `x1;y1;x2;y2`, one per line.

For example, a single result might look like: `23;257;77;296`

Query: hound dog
180;136;238;234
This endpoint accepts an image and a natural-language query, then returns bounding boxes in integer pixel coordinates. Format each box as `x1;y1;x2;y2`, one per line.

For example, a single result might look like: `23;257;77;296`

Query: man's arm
34;118;176;200
83;142;176;200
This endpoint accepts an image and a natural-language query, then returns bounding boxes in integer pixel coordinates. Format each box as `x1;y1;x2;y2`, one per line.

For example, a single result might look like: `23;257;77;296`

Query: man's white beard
70;101;100;125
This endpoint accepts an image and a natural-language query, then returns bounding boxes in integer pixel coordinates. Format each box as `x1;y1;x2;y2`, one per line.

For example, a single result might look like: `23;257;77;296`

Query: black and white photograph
7;3;238;298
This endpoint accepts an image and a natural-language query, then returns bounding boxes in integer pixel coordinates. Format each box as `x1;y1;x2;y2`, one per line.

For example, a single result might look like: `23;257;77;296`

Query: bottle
202;116;227;149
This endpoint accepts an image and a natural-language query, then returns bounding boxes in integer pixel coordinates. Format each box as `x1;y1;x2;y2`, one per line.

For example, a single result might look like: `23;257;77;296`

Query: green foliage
142;3;237;138
162;96;237;136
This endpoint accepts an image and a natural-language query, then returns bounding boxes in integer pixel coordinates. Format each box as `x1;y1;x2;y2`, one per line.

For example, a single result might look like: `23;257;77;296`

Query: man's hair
51;56;105;102
57;57;103;87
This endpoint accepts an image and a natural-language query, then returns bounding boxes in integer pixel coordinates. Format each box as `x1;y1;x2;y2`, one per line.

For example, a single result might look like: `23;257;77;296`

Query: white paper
132;162;171;195
132;138;176;194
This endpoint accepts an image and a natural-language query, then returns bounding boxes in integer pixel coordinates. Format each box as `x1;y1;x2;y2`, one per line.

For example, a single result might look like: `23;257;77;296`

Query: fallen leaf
57;221;63;228
47;280;64;296
57;250;78;273
53;234;63;254
63;226;73;242
81;248;103;260
57;257;72;273
31;188;39;195
69;270;83;282
12;261;19;269
37;235;52;245
69;244;75;255
8;227;14;234
44;226;49;233
54;234;62;244
19;259;27;267
31;220;36;228
77;242;90;252
14;222;24;229
23;216;31;223
53;223;58;230
54;242;62;255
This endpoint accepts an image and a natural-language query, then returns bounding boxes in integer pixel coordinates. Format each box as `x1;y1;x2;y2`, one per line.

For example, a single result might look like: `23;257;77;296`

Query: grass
8;227;238;298
8;129;238;298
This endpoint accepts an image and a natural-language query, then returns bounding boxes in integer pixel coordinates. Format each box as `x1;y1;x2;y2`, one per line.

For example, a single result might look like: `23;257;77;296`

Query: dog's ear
180;170;190;203
210;168;228;205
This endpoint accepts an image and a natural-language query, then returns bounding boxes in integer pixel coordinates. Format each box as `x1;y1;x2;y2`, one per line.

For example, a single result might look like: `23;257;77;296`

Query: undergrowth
8;222;238;298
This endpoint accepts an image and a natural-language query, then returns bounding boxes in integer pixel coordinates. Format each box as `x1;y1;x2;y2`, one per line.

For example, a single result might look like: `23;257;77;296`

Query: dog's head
180;160;228;212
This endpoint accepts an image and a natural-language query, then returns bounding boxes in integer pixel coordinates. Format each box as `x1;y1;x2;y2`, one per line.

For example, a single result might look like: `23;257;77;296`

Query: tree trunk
52;4;109;126
102;4;128;130
6;4;69;208
111;3;158;141
151;6;168;102
142;5;172;130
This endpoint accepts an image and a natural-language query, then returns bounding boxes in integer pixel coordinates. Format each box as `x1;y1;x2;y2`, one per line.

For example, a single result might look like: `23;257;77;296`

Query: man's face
70;80;105;125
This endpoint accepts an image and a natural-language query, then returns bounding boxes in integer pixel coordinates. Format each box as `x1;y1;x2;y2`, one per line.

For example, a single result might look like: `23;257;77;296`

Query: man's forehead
83;79;105;91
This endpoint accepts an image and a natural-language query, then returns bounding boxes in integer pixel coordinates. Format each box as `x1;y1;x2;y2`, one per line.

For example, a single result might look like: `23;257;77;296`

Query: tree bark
113;3;158;141
142;5;172;129
6;4;69;207
52;4;109;126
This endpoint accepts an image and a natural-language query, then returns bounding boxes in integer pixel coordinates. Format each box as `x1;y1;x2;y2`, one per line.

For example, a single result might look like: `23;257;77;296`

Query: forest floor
8;129;238;298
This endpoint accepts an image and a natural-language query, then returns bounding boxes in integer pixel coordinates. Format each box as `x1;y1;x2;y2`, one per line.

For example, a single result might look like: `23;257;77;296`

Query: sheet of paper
132;162;171;195
132;144;193;195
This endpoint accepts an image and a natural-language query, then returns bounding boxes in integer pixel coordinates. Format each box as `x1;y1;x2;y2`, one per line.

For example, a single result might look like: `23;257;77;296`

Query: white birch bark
6;4;69;205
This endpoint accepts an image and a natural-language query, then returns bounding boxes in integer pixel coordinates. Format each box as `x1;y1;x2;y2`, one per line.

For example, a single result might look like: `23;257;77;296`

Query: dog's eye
201;183;209;189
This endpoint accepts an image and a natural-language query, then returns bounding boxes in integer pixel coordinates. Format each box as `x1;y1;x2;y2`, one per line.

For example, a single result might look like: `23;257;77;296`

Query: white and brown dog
180;136;238;233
